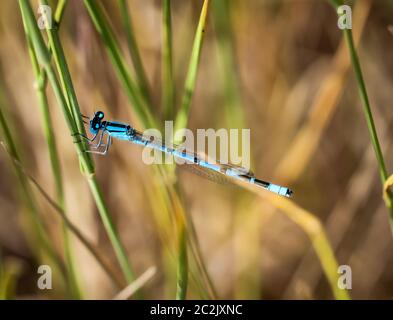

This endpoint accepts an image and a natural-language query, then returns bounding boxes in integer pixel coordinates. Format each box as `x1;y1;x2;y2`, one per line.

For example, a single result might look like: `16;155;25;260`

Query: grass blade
54;0;67;25
162;0;175;120
118;0;151;104
40;0;91;160
0;142;124;289
174;0;210;134
235;179;350;300
18;0;138;291
329;0;393;233
84;0;214;299
176;223;188;300
275;0;370;183
22;1;82;298
168;186;188;300
83;0;156;129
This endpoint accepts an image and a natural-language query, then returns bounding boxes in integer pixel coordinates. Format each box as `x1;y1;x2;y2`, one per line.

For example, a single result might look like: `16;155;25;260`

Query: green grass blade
22;2;82;298
18;0;139;291
167;184;189;300
171;0;212;298
54;0;67;25
118;0;151;104
329;0;393;233
41;0;91;163
174;0;210;135
0;256;22;300
83;0;156;129
162;0;175;120
176;224;188;300
83;1;203;300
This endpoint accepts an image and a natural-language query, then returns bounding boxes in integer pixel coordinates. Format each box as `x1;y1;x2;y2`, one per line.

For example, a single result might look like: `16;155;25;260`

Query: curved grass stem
329;0;393;233
236;179;350;300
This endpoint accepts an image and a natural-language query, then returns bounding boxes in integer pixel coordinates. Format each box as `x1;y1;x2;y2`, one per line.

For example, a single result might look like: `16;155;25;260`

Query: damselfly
77;111;293;197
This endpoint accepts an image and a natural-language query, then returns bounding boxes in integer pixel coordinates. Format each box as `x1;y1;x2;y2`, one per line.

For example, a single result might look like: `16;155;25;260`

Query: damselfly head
89;110;105;134
94;111;105;120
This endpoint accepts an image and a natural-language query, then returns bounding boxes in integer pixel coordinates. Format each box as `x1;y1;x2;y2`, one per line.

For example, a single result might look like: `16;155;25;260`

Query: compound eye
96;111;104;119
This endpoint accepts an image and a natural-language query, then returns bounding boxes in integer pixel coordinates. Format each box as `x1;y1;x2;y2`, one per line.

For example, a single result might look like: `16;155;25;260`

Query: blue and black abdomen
103;121;130;133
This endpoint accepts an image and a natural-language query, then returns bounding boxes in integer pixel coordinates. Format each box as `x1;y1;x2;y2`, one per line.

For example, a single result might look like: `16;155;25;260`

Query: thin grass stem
174;0;210;135
54;0;67;25
22;2;82;298
84;0;215;300
0;143;124;289
18;0;138;292
118;0;151;105
27;39;81;300
83;0;156;129
168;186;188;300
329;0;393;233
162;0;175;120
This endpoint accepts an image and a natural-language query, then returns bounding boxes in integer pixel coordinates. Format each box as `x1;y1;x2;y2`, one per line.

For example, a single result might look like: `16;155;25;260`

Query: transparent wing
138;132;254;182
218;163;254;177
177;162;232;185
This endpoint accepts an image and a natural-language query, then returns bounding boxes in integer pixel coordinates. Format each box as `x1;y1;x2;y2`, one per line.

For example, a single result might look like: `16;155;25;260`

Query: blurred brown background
0;0;393;299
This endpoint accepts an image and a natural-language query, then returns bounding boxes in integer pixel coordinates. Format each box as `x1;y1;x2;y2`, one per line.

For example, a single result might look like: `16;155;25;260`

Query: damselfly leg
86;132;112;155
90;128;107;150
73;131;99;144
80;113;90;125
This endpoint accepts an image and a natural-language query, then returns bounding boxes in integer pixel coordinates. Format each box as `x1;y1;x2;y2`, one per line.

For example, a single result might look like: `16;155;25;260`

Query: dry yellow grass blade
283;138;388;297
234;179;350;300
274;0;372;183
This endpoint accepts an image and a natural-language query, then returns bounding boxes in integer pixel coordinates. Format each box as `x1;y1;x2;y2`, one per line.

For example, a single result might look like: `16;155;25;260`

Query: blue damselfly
77;111;293;197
